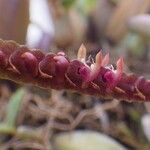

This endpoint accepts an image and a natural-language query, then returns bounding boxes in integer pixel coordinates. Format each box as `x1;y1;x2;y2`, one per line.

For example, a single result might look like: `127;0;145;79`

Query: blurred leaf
77;0;96;15
61;0;76;9
5;88;25;127
54;14;74;48
128;15;150;39
0;88;25;134
129;109;141;122
54;131;126;150
124;33;145;57
16;126;44;141
0;0;29;44
142;115;150;142
0;123;15;134
91;0;115;37
109;0;122;5
106;0;150;42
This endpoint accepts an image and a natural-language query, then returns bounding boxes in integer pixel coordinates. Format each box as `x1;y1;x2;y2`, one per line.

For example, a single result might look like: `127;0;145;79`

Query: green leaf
0;123;15;134
77;0;96;14
61;0;76;10
5;88;25;127
0;88;25;134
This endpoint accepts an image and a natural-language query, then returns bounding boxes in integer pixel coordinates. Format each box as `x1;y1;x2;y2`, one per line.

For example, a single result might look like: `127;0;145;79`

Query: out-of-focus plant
123;14;150;70
0;0;29;44
49;0;96;49
27;0;54;52
60;0;96;14
53;131;126;150
61;0;76;10
106;0;150;42
124;33;145;58
128;15;150;41
76;0;97;15
0;88;25;134
142;115;150;142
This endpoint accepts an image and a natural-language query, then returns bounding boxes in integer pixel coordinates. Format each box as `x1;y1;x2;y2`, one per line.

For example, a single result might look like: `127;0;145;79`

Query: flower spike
0;39;149;102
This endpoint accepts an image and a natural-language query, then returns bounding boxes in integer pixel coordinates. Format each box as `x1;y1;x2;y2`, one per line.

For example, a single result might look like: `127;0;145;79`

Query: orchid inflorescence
0;39;149;102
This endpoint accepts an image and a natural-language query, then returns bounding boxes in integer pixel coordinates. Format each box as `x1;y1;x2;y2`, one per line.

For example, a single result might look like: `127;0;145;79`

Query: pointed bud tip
117;57;124;65
79;44;87;52
101;53;110;66
96;50;103;65
116;57;124;73
77;44;87;62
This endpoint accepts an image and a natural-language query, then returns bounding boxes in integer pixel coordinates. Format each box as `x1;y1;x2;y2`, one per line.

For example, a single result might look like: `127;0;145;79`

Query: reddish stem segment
0;39;149;102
